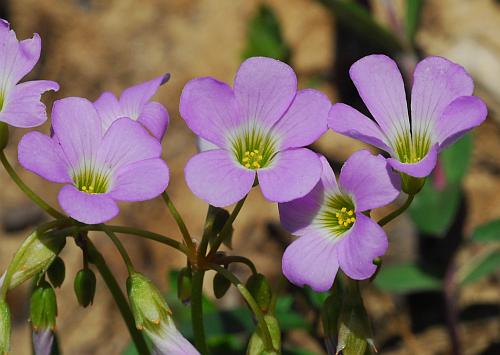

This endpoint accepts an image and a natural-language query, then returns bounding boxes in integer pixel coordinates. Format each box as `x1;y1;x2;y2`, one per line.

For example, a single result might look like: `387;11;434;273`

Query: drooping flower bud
177;267;192;304
0;300;10;355
213;272;231;299
5;231;66;290
30;280;57;331
246;315;281;355
127;272;199;355
0;122;8;150
32;328;55;355
74;268;96;308
47;257;65;288
246;273;272;313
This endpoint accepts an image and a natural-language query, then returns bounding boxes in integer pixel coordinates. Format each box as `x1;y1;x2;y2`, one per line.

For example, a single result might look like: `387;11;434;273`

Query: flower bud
30;280;57;331
127;272;171;332
246;273;272;313
177;267;192;304
47;257;65;288
401;173;425;194
6;231;66;290
0;300;11;355
32;328;55;355
246;315;281;355
0;122;8;150
74;268;96;308
213;272;231;299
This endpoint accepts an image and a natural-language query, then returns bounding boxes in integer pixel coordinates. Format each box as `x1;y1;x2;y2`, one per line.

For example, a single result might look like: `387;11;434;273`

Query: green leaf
405;0;422;43
460;250;500;285
275;296;309;331
441;133;473;185
409;181;461;235
470;219;500;243
243;4;291;61
375;263;442;293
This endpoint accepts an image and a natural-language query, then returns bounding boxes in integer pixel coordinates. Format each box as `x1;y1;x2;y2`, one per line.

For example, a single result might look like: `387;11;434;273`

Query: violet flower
94;74;170;140
0;19;59;128
279;151;400;292
180;56;331;207
18;97;169;224
32;329;54;355
329;55;487;179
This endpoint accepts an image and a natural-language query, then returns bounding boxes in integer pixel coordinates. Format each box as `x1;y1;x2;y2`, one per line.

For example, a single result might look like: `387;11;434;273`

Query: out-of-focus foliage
374;263;442;293
405;0;423;43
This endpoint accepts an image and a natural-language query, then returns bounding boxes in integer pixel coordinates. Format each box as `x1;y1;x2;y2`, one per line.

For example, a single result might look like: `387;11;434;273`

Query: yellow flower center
242;149;263;169
335;207;356;228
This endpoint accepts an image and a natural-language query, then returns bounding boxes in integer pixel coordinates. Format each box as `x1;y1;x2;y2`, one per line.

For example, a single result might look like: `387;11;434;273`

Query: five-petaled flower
180;56;331;207
18;97;169;224
0;19;59;128
329;55;487;183
94;74;170;140
279;150;400;292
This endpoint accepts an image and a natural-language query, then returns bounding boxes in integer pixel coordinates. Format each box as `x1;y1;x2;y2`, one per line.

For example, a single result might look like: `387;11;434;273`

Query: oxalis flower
180;56;331;207
94;74;170;140
18;97;169;224
329;55;487;187
0;19;59;128
279;150;400;292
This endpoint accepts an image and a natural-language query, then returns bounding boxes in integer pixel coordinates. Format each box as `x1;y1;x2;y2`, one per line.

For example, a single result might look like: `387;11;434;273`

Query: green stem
191;270;209;354
217;256;258;275
86;240;150;355
100;225;135;275
377;194;414;226
207;196;247;258
162;192;196;252
0;150;65;219
209;263;275;352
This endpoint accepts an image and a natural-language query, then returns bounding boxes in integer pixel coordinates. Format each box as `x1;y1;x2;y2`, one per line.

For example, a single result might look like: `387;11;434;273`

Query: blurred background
0;0;499;354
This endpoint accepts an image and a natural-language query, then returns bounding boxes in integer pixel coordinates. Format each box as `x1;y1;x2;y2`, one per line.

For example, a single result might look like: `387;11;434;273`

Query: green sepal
246;315;281;355
213;272;231;299
207;206;234;249
401;173;425;194
73;268;96;308
0;122;8;151
246;273;272;313
47;257;66;288
127;272;171;332
6;231;66;290
177;267;192;304
30;280;57;330
0;300;11;355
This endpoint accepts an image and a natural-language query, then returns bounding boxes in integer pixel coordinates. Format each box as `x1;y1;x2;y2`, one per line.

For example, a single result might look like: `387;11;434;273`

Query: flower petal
282;232;339;292
271;89;330;150
234;57;297;128
411;56;474;140
94;91;122;131
137;102;169;140
98;118;162;171
110;159;169;201
51;97;102;168
258;148;322;203
434;96;487;149
0;80;59;128
180;77;242;148
349;54;410;142
185;149;255;207
337;213;388;280
18;132;71;183
119;74;169;120
388;144;438;178
58;185;119;224
339;150;400;211
328;103;393;153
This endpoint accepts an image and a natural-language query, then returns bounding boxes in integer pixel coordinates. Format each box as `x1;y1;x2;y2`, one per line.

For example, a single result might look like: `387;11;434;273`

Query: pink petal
94;91;122;131
184;149;255;207
119;74;168;120
388;144;439;178
234;57;297;128
137;101;169;140
258;148;322;203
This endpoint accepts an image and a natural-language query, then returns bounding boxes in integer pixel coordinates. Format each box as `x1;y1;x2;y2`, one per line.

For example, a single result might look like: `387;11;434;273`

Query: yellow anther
250;152;255;157
343;222;349;227
245;151;250;156
82;186;87;191
242;157;249;163
350;217;356;223
253;149;259;153
258;155;263;160
347;210;353;216
252;162;260;168
338;219;344;225
341;207;347;212
245;163;251;168
335;213;340;218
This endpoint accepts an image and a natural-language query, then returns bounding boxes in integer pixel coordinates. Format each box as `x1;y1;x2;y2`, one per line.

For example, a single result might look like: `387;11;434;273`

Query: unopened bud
47;257;65;288
246;315;280;355
213;272;231;299
246;273;272;313
30;280;57;330
0;122;8;150
74;268;96;308
7;231;66;290
0;300;10;355
127;272;170;332
177;268;192;304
